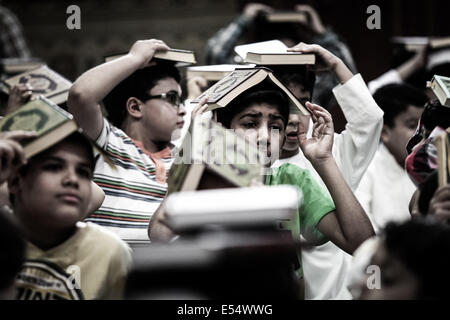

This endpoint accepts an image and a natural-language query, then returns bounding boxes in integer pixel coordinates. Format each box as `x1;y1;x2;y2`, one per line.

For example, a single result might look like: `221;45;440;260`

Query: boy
151;85;375;272
68;39;186;242
355;83;428;233
8;132;131;299
274;42;383;300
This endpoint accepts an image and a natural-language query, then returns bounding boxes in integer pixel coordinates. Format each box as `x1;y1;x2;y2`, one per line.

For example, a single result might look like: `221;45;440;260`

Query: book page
234;40;288;60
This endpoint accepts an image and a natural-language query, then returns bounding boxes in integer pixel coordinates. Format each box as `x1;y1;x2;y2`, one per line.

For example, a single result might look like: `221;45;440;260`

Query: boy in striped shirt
68;39;186;242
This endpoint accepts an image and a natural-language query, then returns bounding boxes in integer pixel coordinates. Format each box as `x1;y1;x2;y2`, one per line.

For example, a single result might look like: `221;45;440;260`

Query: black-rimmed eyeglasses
141;91;182;108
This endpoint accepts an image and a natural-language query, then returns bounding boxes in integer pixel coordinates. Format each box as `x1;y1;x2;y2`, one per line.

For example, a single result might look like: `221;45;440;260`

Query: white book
234;40;315;65
164;185;301;231
427;74;450;107
235;40;289;60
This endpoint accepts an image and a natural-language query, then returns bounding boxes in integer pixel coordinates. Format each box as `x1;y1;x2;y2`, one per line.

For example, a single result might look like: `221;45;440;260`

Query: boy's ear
125;97;144;119
381;125;391;144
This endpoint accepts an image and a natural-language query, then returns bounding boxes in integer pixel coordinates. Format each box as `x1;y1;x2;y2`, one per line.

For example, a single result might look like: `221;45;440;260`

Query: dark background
5;0;450;83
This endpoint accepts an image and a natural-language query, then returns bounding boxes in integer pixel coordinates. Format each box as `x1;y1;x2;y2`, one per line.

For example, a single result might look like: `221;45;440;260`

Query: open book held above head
191;67;310;116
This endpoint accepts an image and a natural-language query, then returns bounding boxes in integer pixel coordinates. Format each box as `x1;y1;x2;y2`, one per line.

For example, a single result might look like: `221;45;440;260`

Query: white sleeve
331;73;384;191
354;171;374;226
367;69;403;94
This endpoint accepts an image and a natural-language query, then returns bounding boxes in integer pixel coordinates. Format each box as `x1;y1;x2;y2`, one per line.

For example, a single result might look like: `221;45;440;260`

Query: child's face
141;77;185;142
282;113;311;152
13;141;93;230
282;83;312;152
381;105;423;166
229;103;285;166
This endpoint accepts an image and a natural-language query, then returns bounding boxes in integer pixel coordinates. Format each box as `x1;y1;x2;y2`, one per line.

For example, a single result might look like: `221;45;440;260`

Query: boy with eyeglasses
68;39;186;243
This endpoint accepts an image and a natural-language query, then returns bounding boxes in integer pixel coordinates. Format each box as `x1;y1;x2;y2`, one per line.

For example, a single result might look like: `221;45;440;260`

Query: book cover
191;67;310;116
1;65;72;105
0;96;77;158
234;40;289;60
186;64;255;81
234;40;315;65
265;11;308;24
164;185;299;231
427;75;450;107
392;36;450;51
245;52;316;65
104;48;196;66
167;116;265;194
192;68;262;104
0;57;44;75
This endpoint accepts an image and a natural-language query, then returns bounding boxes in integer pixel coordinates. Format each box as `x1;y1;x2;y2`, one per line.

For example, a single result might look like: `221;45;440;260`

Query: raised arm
299;102;374;254
288;42;353;84
290;42;383;191
68;39;170;140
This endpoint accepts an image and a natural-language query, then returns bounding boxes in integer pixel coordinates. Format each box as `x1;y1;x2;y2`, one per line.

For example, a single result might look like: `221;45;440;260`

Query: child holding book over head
68;39;187;242
5;131;131;300
150;82;375;280
187;42;383;299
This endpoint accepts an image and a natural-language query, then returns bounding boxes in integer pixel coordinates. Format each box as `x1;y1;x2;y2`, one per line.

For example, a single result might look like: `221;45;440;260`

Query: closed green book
0;95;78;158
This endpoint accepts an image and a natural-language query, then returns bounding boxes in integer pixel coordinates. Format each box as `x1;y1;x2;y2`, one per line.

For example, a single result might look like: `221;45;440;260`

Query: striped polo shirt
85;119;174;242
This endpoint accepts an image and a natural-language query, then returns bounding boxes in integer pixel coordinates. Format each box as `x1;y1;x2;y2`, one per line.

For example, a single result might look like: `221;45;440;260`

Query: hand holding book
287;42;353;83
128;39;170;69
190;96;209;119
0;130;37;184
5;84;33;115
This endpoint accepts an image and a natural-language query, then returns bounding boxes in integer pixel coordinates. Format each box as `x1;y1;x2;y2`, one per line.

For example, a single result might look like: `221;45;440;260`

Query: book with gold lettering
186;64;255;82
167;116;264;194
0;95;78;158
0;65;72;105
191;67;309;115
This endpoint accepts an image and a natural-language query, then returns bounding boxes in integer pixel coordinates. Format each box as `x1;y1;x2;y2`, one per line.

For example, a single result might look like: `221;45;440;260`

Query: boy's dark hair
271;65;316;98
373;83;428;128
103;61;181;128
215;85;290;129
383;218;450;299
420;99;450;134
0;209;25;292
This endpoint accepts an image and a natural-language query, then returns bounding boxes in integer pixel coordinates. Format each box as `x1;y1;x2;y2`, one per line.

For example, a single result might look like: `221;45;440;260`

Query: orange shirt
132;140;172;184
